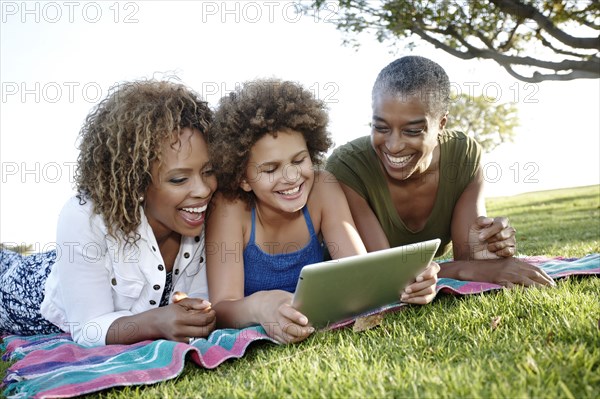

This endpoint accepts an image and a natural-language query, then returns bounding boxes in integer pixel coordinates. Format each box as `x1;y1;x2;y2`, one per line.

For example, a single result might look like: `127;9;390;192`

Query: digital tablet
291;238;441;328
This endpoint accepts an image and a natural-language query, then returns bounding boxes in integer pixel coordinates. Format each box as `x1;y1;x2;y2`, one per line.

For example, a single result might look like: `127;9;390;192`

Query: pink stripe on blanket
438;281;501;294
13;339;149;364
190;327;272;369
41;369;175;399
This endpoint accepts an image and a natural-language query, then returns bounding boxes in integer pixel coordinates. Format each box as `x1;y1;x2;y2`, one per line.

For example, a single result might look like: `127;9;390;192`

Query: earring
138;195;144;203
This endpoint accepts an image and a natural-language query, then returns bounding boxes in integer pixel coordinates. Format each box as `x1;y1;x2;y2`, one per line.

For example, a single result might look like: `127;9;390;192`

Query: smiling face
241;130;314;214
370;94;447;182
144;128;217;240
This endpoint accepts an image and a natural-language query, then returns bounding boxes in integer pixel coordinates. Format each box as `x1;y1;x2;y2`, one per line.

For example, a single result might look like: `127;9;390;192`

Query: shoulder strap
301;206;316;236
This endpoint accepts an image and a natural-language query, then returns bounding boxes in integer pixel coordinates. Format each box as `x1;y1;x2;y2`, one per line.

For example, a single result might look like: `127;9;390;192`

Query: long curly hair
75;80;212;244
209;78;332;205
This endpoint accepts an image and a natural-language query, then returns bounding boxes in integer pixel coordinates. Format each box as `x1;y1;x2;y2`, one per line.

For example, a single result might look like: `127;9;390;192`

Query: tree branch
536;29;593;58
412;24;599;82
499;20;523;51
316;0;600;83
490;0;600;49
501;64;599;82
570;8;600;30
441;25;599;73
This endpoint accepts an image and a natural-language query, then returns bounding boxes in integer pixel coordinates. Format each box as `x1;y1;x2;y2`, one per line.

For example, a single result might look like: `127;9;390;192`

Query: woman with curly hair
0;80;217;346
206;79;440;344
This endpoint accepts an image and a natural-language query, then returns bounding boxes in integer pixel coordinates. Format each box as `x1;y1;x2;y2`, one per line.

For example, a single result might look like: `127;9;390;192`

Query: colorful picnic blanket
2;254;598;398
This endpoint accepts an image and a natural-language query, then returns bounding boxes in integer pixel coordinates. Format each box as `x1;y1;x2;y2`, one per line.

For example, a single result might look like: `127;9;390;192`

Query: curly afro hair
209;78;332;205
75;79;212;244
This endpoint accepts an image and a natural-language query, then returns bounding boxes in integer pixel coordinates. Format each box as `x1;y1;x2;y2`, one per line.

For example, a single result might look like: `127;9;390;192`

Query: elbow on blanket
63;311;133;347
67;322;107;347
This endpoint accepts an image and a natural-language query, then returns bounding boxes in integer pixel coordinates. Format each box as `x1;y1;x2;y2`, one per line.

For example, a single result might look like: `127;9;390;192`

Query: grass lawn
2;185;599;398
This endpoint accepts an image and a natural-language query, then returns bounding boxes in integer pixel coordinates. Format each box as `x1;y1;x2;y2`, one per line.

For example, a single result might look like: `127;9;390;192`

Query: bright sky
1;1;599;248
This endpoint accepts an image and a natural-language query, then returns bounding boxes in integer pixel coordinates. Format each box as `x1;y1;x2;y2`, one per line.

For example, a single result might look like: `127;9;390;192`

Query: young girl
206;79;440;344
326;56;554;287
0;80;217;346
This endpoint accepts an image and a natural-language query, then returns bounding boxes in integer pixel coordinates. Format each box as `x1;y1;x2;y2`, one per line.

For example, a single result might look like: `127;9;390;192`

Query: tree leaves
448;93;518;152
309;0;600;82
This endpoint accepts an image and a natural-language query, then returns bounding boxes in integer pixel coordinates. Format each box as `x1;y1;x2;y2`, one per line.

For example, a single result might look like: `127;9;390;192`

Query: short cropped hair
372;56;450;117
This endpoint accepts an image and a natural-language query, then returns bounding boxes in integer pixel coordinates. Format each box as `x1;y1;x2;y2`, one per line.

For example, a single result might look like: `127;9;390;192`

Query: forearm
212;291;271;329
437;259;481;281
105;310;163;345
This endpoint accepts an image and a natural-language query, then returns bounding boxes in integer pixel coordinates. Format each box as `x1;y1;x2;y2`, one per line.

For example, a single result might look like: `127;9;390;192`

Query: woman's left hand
469;216;516;259
401;261;440;305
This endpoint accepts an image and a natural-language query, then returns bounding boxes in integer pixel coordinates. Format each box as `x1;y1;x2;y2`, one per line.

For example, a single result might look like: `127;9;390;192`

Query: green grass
486;185;600;257
2;185;599;398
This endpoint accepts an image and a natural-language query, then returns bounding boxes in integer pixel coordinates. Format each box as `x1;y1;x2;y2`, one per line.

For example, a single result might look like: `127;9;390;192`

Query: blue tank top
243;206;323;296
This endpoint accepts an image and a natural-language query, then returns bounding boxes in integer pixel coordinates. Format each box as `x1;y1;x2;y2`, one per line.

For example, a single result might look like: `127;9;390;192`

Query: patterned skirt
0;250;62;335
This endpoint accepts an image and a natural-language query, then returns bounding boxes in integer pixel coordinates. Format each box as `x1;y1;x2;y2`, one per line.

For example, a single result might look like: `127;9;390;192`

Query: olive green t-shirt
326;130;482;257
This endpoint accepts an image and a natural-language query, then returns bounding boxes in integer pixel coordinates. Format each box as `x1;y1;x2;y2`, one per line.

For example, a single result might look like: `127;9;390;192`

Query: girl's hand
259;290;314;344
469;216;516;259
401;261;440;305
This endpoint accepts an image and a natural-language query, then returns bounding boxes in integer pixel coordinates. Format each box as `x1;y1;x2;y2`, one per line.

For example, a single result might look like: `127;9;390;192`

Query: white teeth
386;153;413;165
279;186;300;195
181;205;207;213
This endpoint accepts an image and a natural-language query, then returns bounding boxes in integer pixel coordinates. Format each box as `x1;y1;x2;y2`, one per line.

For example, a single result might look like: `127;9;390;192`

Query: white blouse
40;196;209;346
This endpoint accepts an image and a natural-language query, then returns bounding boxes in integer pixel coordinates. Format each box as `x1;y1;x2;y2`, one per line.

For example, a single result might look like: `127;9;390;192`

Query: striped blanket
2;254;598;398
